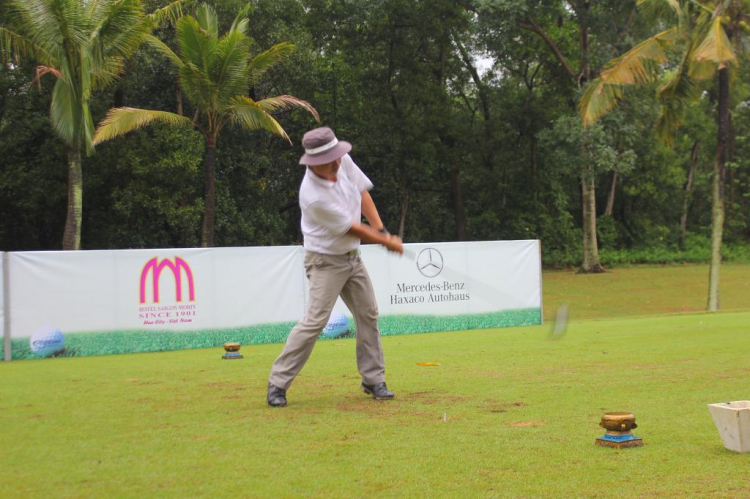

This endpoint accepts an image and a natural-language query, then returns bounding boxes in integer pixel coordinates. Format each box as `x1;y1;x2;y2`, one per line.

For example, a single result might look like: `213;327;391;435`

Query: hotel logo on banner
391;248;470;305
138;256;198;326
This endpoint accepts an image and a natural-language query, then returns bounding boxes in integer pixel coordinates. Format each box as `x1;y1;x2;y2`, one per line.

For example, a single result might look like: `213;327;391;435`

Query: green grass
543;263;750;321
3;308;541;360
2;265;750;497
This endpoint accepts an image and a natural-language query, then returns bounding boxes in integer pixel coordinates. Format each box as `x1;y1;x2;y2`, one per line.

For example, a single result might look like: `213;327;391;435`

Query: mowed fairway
543;263;750;321
2;266;750;498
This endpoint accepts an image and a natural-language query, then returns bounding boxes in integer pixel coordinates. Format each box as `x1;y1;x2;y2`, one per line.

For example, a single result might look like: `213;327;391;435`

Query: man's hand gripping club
348;223;404;254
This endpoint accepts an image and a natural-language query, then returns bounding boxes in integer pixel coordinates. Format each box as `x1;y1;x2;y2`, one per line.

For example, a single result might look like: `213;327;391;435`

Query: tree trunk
604;170;617;216
531;134;538;202
332;58;337;129
62;148;83;250
398;187;409;239
454;35;494;171
580;175;603;273
201;139;217;248
680;140;700;248
707;68;730;311
577;0;602;272
176;88;183;116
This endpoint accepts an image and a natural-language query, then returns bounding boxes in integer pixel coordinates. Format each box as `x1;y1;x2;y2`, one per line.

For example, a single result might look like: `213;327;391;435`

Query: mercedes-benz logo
416;248;444;278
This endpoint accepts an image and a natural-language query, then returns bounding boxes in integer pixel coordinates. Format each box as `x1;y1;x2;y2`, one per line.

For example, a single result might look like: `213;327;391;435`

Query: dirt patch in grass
403;391;437;399
335;401;402;415
484;400;526;413
507;421;545;427
203;381;245;389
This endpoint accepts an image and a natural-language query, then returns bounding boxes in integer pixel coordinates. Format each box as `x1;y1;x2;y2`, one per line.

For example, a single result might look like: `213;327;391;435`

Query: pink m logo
139;257;195;304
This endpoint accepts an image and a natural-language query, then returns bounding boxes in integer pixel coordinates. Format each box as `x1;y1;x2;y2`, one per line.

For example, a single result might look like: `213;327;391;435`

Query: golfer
267;127;403;407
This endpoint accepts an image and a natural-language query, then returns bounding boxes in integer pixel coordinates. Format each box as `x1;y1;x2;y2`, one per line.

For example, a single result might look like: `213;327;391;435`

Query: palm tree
93;3;320;247
0;0;184;250
579;0;746;311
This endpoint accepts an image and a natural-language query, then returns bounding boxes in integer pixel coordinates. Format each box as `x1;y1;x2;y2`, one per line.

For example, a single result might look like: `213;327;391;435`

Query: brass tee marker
595;412;643;448
222;342;243;360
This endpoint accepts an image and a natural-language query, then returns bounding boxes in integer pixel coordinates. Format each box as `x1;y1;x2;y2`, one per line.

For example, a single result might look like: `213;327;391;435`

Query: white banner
4;241;541;360
349;241;541;315
8;246;305;335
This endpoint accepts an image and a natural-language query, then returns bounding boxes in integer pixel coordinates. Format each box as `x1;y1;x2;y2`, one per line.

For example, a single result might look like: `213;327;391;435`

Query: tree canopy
2;0;750;287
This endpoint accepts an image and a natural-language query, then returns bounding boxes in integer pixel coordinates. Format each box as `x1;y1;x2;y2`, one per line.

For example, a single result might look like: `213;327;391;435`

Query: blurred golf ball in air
29;326;65;357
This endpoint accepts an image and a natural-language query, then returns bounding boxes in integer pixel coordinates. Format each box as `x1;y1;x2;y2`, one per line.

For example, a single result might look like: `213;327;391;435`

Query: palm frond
144;0;189;29
89;0;143;52
256;95;320;123
50;78;81;148
35;0;90;50
655;57;699;146
1;0;75;64
93;107;195;145
579;28;678;126
177;15;217;73
29;65;64;90
248;42;295;87
82;100;95;155
143;33;184;69
214;30;251;99
637;0;683;16
579;81;627;127
90;56;125;90
687;59;716;80
693;15;736;68
89;0;145;71
179;61;218;109
600;27;677;84
0;26;54;64
195;3;218;38
225;96;290;142
229;3;253;34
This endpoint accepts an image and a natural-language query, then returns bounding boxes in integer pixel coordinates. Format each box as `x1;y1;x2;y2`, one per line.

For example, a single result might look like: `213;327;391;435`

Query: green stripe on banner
3;308;541;360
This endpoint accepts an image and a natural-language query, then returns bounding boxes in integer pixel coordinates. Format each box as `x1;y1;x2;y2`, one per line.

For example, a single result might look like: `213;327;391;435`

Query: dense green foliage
1;0;749;266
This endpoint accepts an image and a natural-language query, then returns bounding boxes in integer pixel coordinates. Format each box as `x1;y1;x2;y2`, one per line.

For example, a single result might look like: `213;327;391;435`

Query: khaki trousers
268;251;385;390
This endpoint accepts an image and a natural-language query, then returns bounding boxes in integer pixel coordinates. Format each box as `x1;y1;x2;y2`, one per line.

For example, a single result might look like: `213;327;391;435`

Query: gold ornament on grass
222;342;243;360
595;412;643;449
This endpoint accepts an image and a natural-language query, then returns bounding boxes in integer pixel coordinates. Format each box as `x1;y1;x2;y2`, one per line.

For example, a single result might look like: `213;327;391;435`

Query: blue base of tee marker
596;433;643;448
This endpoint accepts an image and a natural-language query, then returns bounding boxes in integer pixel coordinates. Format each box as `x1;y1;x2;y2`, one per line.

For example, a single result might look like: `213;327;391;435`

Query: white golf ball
322;311;350;339
29;326;65;357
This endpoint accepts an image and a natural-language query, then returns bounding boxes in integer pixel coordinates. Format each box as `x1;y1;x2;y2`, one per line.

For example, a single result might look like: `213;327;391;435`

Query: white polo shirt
299;154;373;255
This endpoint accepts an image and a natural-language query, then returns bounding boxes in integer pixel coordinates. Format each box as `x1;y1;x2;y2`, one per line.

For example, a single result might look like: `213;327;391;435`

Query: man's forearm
348;222;404;254
361;191;384;231
348;222;389;245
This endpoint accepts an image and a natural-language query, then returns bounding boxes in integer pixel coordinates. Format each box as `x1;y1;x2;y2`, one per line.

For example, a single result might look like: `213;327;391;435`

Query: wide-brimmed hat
298;127;351;166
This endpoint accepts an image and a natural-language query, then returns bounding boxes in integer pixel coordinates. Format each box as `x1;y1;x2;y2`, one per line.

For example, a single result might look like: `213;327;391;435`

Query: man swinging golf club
267;127;403;407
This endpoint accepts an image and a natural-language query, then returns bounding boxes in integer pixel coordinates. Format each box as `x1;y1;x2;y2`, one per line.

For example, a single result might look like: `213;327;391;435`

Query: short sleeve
342;154;373;192
307;201;352;236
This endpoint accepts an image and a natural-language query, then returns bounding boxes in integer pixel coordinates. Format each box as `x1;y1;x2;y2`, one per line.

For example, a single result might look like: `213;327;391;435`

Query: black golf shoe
361;382;394;400
267;384;287;407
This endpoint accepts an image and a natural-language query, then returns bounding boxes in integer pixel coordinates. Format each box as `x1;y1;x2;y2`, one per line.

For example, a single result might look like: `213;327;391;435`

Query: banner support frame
538;240;544;324
3;252;10;361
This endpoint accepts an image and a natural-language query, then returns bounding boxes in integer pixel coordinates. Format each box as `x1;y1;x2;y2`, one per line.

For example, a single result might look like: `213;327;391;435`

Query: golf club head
549;304;569;340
